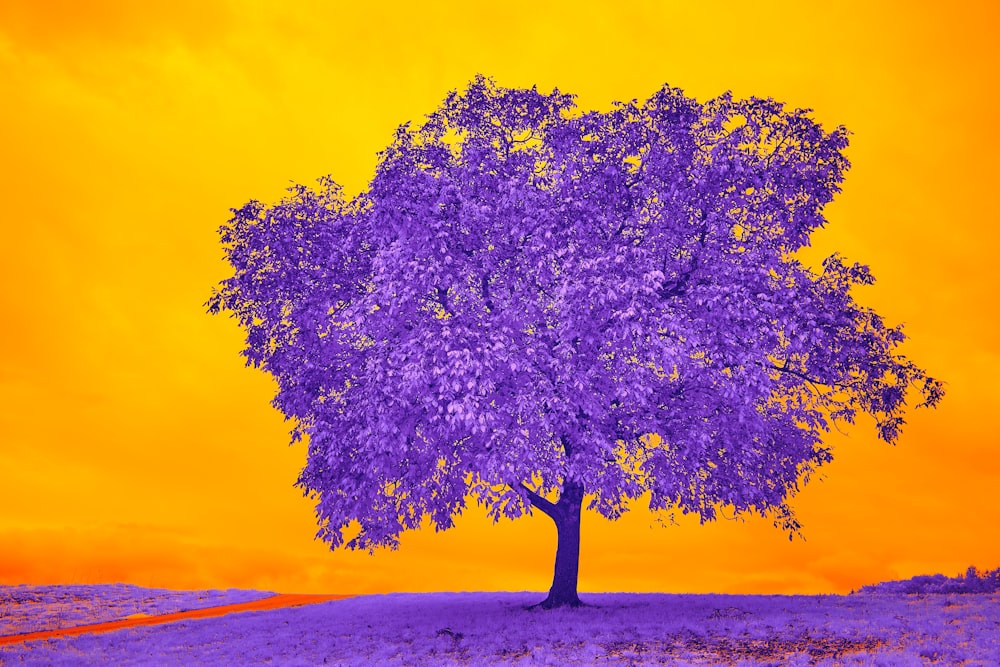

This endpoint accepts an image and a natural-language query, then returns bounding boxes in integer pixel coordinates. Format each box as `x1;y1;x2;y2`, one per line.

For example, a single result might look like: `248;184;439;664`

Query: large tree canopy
208;76;942;607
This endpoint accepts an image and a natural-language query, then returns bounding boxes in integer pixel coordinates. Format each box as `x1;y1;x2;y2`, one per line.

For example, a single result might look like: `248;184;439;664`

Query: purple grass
2;589;998;665
0;584;274;636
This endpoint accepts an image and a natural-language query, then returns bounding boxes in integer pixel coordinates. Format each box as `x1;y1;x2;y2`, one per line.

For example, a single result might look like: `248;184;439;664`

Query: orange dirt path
0;593;350;646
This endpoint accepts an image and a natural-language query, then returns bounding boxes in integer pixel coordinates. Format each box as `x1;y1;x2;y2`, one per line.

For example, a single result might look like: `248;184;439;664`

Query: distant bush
857;566;1000;594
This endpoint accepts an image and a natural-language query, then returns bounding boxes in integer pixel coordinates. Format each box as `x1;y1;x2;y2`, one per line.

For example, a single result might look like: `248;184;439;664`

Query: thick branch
520;482;558;519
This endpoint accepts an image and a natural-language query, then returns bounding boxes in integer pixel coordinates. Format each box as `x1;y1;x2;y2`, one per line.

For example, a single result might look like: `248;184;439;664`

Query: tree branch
511;129;537;144
560;434;574;459
659;216;710;299
520;482;558;519
761;359;851;392
769;360;823;386
433;286;455;317
481;274;495;313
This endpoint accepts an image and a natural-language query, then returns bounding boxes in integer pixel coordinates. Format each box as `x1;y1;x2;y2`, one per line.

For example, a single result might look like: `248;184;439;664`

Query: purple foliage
858;566;1000;595
207;75;943;554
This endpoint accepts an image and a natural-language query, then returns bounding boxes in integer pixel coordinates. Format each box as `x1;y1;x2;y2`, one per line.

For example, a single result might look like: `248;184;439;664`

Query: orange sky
1;1;998;596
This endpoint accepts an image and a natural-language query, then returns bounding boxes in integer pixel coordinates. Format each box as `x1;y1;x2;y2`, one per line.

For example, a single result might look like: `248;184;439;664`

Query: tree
208;76;943;608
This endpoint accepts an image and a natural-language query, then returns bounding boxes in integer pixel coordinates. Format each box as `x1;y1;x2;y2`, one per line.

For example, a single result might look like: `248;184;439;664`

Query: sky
1;0;998;596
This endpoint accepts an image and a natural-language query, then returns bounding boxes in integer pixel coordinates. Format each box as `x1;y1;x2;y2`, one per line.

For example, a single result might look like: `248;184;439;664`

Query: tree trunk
537;480;584;609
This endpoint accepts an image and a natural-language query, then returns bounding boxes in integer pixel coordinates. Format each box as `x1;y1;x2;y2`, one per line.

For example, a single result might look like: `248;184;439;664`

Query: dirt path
0;593;350;646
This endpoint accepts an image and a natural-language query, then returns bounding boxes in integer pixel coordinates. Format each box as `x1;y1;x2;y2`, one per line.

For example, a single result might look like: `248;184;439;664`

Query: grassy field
1;587;998;665
0;584;274;636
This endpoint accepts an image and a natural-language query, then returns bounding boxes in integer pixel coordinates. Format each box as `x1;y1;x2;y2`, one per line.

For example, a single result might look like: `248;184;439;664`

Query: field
0;584;275;637
2;586;999;665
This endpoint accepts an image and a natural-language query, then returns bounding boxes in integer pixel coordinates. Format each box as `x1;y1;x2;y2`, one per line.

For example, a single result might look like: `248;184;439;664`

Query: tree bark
523;479;585;608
